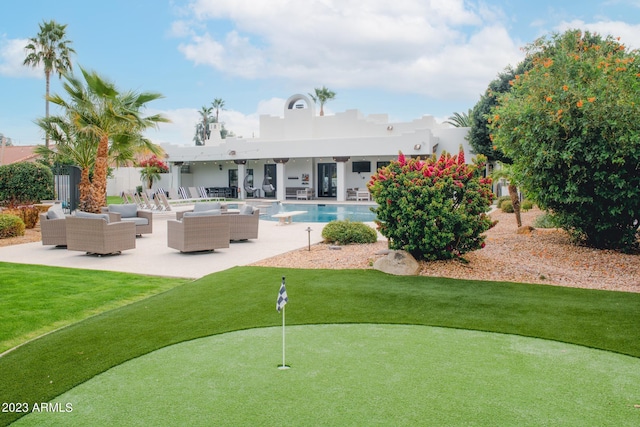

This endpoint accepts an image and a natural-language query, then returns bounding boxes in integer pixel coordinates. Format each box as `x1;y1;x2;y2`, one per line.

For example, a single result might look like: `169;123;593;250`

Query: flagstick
279;305;289;369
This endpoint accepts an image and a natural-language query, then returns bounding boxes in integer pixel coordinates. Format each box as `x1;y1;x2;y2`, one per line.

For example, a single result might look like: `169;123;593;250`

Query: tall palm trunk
78;168;93;212
508;184;522;228
88;134;110;212
45;70;51;148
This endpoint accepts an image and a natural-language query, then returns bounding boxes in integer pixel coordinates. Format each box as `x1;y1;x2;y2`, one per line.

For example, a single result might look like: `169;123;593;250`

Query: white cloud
555;19;640;48
174;0;521;102
0;37;41;78
144;105;263;146
144;107;199;145
255;97;287;116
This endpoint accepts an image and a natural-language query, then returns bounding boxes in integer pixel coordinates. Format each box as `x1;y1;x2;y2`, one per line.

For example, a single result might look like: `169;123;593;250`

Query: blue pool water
259;203;378;223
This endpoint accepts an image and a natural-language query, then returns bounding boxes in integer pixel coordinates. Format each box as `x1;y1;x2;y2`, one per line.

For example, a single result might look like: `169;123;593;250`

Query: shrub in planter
322;220;377;245
0;214;25;238
367;149;494;261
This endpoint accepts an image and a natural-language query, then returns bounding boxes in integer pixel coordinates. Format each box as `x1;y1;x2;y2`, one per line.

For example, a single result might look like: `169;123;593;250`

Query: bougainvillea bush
367;150;494;261
138;155;169;189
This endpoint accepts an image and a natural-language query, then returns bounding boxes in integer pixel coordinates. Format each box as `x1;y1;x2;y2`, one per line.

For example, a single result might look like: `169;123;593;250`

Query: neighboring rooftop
0;145;40;166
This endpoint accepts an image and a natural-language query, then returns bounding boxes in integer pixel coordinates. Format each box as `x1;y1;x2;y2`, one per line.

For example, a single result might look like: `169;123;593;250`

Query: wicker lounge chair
102;204;153;236
167;213;230;253
66;213;136;255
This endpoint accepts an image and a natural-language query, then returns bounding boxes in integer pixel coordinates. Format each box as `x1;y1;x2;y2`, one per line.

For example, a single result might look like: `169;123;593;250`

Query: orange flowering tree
367;149;494;261
490;29;640;251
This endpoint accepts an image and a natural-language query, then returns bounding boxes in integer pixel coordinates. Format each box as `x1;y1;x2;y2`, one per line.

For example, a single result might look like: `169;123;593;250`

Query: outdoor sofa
167;211;230;253
176;203;259;241
175;202;229;220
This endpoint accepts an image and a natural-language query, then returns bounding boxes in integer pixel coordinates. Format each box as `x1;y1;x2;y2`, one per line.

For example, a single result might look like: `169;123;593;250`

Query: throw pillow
240;204;254;215
46;205;64;219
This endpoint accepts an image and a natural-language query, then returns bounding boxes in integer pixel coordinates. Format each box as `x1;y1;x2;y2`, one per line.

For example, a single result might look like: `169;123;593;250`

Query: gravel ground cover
250;207;640;293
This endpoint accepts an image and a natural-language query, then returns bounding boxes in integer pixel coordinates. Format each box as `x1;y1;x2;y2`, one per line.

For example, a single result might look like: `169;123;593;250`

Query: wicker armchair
167;214;230;253
39;212;67;247
228;208;260;241
101;204;153;236
66;215;136;255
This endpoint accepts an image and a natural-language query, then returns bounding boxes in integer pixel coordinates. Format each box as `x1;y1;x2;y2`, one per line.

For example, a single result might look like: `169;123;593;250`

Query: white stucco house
109;94;473;202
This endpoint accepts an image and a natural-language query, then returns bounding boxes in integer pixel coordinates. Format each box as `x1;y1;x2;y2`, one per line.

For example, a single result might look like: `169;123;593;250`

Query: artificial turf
1;266;639;425
14;325;640;426
0;262;189;353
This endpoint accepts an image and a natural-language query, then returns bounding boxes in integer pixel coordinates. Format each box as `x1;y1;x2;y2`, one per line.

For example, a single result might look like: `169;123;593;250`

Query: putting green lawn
1;266;640;425
13;325;640;426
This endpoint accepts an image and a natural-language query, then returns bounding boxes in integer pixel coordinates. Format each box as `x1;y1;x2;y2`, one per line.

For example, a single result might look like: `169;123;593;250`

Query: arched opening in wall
287;98;309;110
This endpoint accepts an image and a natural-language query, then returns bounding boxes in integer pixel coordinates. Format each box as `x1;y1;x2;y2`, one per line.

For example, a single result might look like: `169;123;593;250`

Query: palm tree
43;67;168;212
196;105;213;145
492;163;522;228
36;114;100;208
212;98;225;123
23;20;76;148
139;166;161;190
445;109;472;127
308;86;336;116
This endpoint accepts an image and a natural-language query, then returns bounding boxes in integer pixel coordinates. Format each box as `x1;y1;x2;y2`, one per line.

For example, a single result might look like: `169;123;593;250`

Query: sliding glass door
317;163;337;198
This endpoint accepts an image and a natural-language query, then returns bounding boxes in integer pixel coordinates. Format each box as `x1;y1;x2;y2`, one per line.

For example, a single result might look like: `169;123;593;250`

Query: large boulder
373;250;421;276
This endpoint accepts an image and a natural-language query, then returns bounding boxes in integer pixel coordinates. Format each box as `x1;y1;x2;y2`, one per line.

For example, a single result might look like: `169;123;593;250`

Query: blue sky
2;0;640;146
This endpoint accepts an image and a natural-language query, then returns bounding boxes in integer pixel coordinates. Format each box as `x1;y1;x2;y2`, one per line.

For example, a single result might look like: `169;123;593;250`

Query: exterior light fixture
305;227;312;251
413;144;422;150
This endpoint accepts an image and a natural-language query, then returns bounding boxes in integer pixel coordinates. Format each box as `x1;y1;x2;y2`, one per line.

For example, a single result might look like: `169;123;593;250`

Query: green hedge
0;162;54;206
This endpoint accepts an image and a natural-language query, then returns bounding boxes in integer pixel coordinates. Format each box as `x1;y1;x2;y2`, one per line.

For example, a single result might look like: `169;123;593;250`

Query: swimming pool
258;203;378;223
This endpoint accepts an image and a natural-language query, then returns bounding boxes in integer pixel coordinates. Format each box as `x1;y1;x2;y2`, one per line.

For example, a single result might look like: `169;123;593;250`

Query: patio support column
274;158;289;202
333;157;350;202
171;162;183;191
234;160;247;200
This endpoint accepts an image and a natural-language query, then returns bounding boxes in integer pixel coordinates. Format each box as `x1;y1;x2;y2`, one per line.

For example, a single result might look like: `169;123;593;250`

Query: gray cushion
46;205;64;219
75;211;110;222
239;204;254;215
121;217;149;226
193;202;221;212
183;209;222;218
108;203;138;218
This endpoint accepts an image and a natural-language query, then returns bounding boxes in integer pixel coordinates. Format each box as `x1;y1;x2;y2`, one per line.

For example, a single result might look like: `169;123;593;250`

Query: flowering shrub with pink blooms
138;155;169;189
138;155;169;173
367;149;494;261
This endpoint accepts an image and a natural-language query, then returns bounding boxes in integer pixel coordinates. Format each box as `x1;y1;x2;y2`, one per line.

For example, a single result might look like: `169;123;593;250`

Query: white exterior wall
160;94;471;201
283;159;315;190
107;167;145;196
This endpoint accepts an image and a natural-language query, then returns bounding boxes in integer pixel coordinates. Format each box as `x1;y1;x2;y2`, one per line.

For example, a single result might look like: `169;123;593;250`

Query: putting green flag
277;277;288;312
